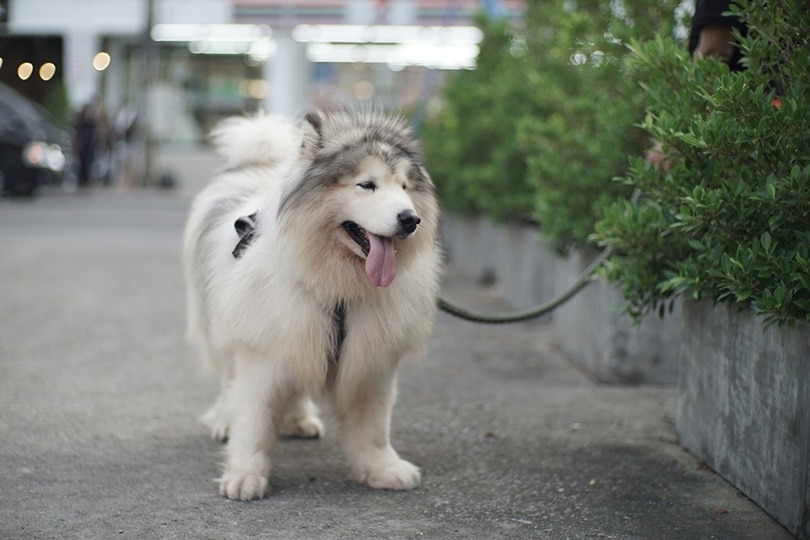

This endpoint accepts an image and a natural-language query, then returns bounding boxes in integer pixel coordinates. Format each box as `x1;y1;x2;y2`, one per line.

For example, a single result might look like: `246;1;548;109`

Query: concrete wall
552;248;681;384
439;216;559;306
677;300;810;537
439;214;680;384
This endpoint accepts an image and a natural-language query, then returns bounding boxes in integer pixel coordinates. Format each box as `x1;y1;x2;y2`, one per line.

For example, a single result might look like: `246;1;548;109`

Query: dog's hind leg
334;362;421;491
279;395;324;439
199;343;234;442
200;387;231;442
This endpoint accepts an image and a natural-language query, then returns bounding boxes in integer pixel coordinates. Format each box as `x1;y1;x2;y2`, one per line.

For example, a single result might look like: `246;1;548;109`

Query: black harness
232;213;258;259
326;301;348;386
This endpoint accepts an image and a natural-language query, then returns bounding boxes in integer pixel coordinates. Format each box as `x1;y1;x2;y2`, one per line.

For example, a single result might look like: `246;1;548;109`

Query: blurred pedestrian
93;103;114;185
112;102;140;189
73;103;97;187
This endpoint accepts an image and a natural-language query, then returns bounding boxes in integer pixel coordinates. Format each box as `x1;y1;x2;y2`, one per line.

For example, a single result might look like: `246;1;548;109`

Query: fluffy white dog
183;108;442;500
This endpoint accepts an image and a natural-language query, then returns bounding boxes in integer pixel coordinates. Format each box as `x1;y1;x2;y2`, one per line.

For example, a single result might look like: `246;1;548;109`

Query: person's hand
645;141;671;171
695;25;736;64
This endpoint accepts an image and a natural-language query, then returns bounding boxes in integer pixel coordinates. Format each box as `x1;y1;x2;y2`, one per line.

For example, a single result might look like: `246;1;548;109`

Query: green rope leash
437;247;613;324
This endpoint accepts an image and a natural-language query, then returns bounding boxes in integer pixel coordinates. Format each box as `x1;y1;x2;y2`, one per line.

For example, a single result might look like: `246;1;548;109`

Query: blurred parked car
0;83;72;197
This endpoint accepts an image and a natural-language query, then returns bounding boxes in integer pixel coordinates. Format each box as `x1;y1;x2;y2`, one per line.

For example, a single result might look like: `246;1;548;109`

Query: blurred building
1;0;523;145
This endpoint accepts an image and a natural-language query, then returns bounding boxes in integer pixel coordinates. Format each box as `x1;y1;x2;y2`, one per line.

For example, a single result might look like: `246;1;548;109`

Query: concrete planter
441;214;810;534
677;300;810;537
439;214;680;384
551;248;680;384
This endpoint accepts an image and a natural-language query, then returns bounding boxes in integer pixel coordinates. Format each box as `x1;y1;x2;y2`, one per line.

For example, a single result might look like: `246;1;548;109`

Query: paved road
0;189;791;539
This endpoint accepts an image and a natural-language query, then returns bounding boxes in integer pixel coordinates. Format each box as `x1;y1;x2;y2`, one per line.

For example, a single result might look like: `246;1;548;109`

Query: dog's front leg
218;352;283;501
335;365;421;490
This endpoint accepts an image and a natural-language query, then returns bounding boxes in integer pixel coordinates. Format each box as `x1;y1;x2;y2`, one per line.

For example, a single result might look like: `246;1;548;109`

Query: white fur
209;112;301;168
183;110;442;500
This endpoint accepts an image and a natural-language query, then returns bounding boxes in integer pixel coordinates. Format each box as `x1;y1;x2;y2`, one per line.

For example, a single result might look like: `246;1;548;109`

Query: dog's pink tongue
365;233;396;287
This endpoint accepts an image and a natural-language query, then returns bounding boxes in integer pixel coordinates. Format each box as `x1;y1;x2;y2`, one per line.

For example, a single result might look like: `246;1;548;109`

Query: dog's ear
301;111;323;159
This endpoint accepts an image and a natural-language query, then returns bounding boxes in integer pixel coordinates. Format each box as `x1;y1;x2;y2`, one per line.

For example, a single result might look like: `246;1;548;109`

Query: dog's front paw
219;472;269;501
361;459;421;490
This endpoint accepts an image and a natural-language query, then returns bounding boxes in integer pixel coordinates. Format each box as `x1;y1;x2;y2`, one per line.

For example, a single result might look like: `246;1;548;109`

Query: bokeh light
17;62;34;80
92;51;111;71
39;62;56;81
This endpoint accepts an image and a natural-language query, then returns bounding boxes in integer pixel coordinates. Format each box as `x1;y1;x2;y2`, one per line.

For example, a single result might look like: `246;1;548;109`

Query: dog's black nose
398;210;421;234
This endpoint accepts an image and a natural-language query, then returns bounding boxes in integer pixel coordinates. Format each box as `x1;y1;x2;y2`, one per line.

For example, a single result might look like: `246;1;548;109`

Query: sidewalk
0;189;792;539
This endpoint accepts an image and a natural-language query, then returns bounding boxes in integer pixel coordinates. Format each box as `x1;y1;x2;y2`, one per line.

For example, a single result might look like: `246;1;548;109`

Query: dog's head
279;107;439;290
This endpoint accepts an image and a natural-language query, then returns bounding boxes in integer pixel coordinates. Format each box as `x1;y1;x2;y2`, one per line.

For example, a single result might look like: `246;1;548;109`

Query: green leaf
736;290;753;302
760;231;772;254
679;133;706;147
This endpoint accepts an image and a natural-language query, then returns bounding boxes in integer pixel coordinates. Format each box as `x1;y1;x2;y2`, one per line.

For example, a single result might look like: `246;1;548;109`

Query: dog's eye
402;183;407;190
357;181;377;191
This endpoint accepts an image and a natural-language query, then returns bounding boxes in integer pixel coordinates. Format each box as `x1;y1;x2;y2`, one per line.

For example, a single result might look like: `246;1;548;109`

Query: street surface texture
0;189;792;539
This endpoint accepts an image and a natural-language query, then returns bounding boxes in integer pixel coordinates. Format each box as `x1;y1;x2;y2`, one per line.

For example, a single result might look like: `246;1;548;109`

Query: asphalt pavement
0;188;792;539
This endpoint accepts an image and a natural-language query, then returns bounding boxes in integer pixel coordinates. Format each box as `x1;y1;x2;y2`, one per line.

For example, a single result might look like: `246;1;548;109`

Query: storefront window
119;43;263;145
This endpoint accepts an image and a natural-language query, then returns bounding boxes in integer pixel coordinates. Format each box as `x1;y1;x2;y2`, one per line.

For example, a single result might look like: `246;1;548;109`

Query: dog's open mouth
342;222;370;256
342;221;397;288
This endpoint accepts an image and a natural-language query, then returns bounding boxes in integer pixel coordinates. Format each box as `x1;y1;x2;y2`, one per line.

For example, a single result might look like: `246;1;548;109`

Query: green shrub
421;2;680;241
593;0;810;326
518;0;681;251
420;14;537;222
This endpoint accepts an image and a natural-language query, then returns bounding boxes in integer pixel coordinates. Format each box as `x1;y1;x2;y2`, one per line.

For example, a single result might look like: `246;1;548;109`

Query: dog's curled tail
210;111;301;168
